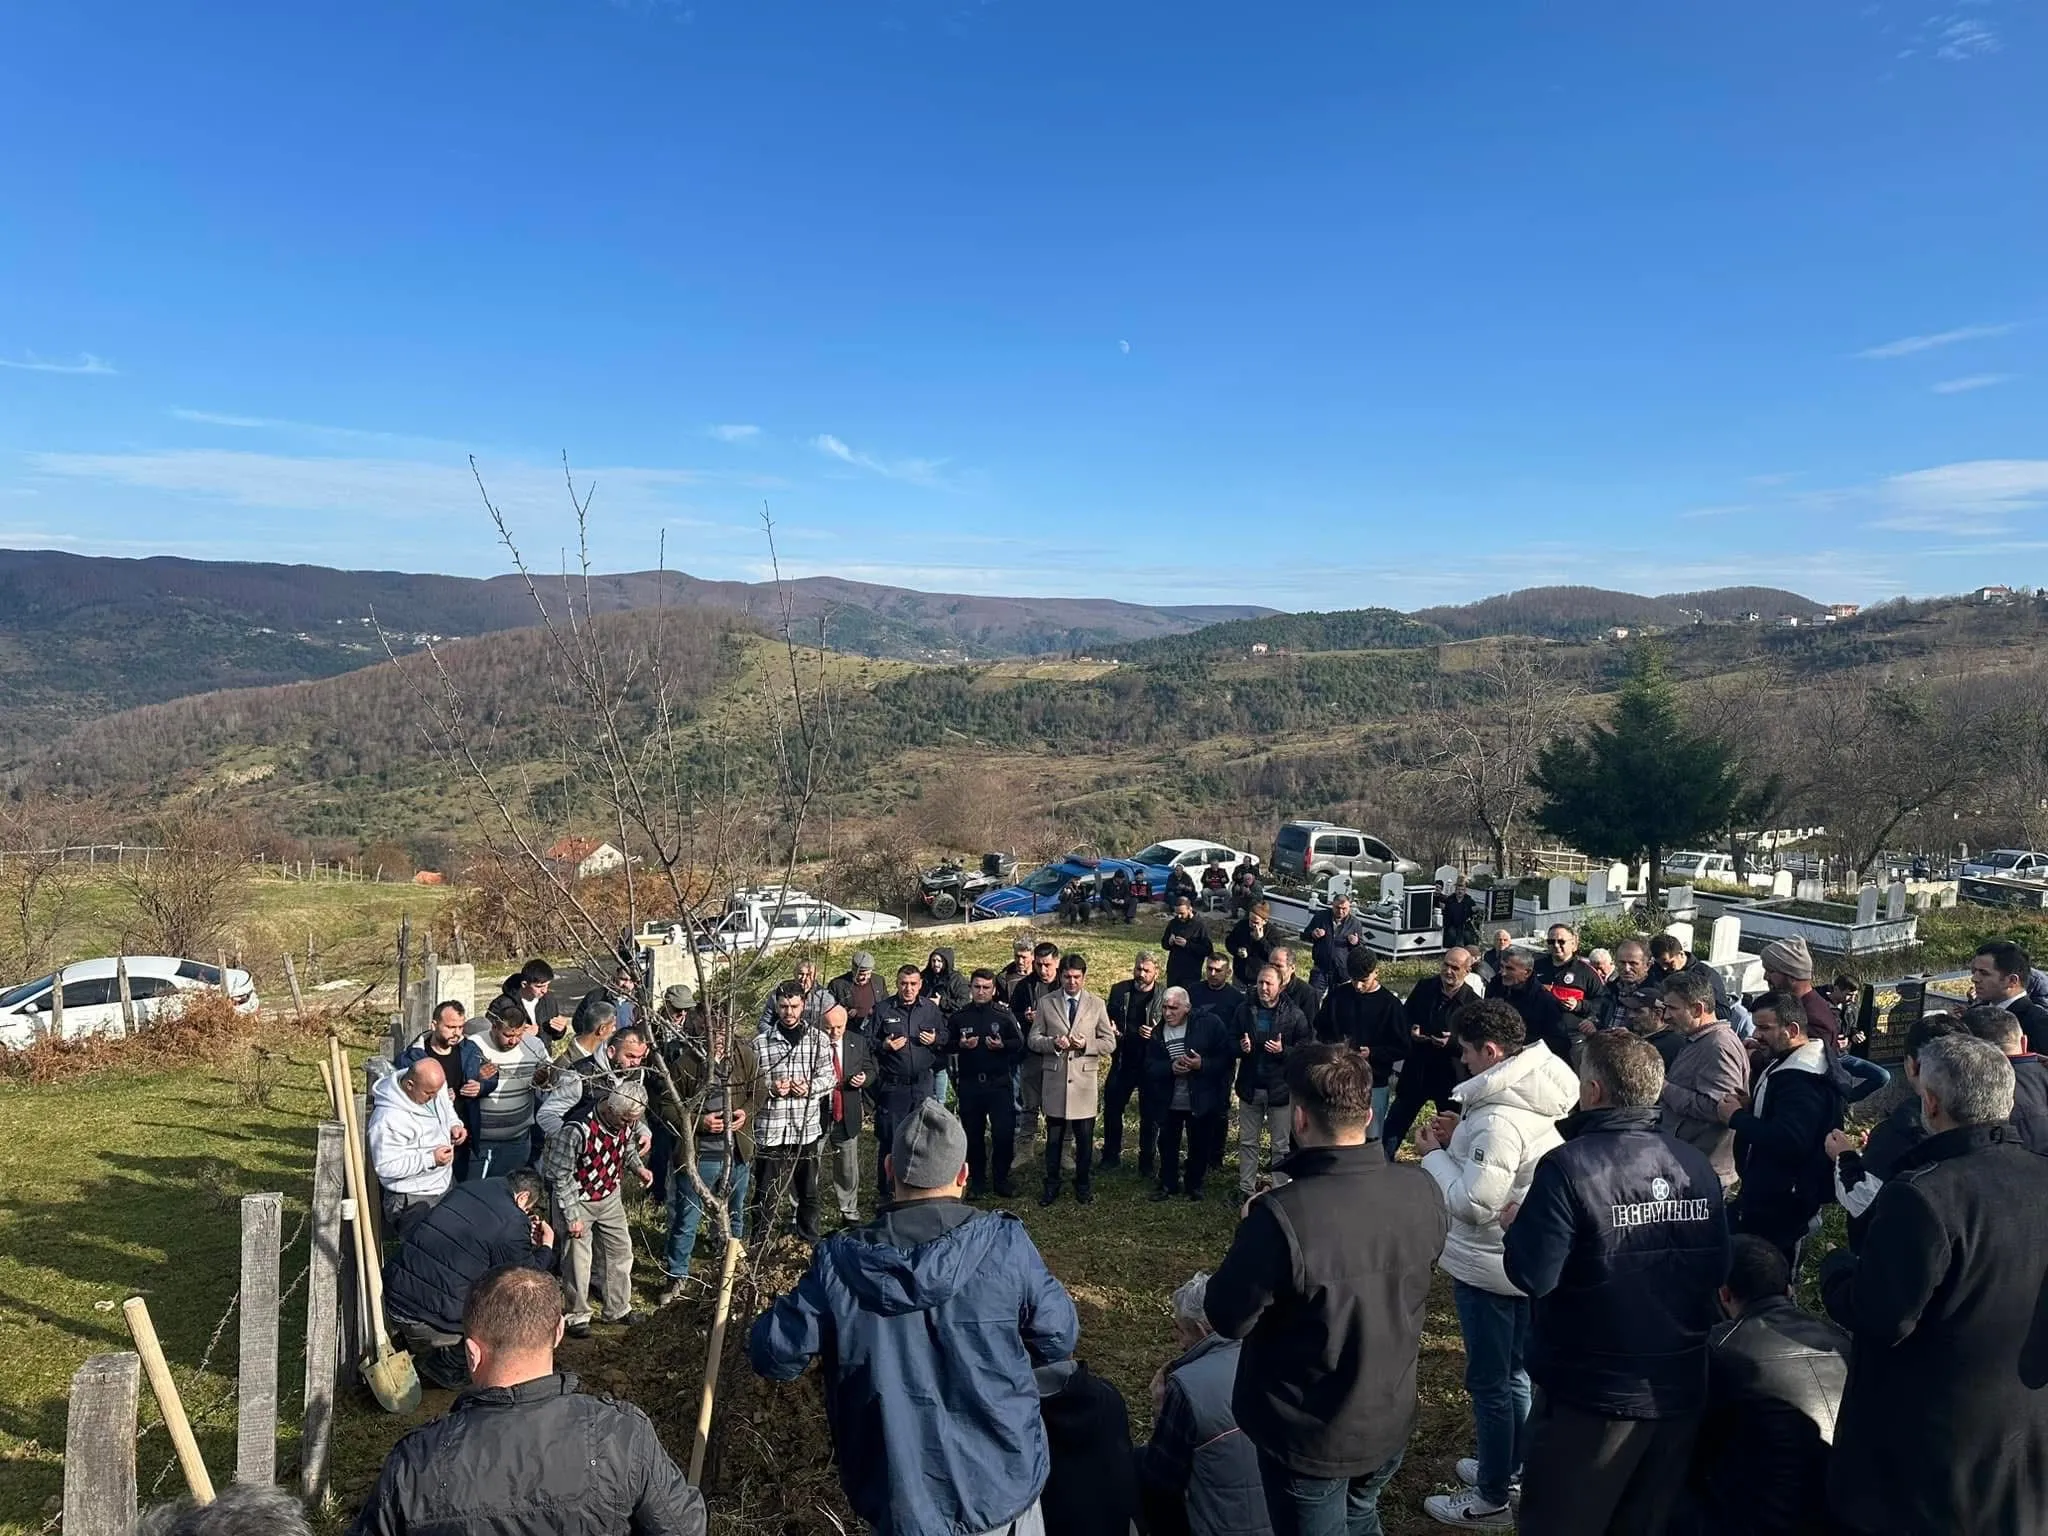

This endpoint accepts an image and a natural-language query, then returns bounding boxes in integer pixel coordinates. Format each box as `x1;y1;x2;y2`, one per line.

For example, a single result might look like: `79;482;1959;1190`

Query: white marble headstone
1856;885;1879;926
1667;884;1695;913
1708;915;1742;966
1610;861;1631;895
1886;881;1907;920
1435;865;1460;894
1796;879;1825;903
1381;872;1404;905
1585;870;1609;906
1544;875;1570;911
1771;869;1795;899
1665;920;1695;953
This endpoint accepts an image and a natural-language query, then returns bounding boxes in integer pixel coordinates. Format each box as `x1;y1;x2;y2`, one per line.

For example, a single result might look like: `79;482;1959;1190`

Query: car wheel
931;893;959;920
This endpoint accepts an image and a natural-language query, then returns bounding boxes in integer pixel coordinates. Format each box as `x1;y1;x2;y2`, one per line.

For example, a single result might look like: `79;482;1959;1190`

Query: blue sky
1;0;2042;607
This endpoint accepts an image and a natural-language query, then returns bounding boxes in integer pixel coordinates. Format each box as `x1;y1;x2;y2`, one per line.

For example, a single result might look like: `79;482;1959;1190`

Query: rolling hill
1412;584;1823;639
0;548;1273;745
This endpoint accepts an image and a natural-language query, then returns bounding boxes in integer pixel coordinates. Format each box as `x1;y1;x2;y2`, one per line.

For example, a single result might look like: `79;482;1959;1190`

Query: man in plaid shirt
750;980;840;1244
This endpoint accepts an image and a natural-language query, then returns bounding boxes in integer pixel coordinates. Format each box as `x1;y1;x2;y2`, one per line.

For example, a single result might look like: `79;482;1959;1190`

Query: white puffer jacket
1420;1041;1580;1296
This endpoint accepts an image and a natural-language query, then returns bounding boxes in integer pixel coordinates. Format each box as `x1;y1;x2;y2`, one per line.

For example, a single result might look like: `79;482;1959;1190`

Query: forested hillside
1100;608;1446;663
1412;584;1822;638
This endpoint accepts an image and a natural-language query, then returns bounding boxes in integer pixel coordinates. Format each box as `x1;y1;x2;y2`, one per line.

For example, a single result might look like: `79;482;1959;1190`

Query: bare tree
0;795;103;978
116;810;251;957
1426;647;1578;875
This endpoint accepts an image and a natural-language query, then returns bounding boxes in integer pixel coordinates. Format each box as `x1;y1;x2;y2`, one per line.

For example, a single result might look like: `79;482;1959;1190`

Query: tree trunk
1489;831;1509;879
1646;845;1663;918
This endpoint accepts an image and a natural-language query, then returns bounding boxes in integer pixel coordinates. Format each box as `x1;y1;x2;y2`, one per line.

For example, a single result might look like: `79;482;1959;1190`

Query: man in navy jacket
1503;1031;1730;1536
382;1170;557;1389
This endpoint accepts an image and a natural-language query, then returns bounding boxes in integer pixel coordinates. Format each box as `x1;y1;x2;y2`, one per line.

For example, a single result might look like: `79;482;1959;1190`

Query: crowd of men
333;917;2048;1536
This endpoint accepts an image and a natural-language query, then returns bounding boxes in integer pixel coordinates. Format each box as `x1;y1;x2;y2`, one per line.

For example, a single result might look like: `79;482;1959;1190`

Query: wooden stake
688;1237;744;1485
122;1298;214;1504
283;953;306;1021
49;969;64;1041
116;955;134;1033
63;1353;140;1536
302;1121;347;1496
235;1193;283;1485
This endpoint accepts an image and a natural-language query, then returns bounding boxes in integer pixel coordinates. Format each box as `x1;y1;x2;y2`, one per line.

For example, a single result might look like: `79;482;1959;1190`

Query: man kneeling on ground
749;1099;1080;1536
382;1169;556;1391
349;1265;705;1535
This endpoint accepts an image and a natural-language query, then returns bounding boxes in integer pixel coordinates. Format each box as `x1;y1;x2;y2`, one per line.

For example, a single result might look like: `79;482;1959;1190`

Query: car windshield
1131;844;1178;865
1276;827;1309;851
1022;867;1068;895
0;975;52;1009
1988;851;2028;869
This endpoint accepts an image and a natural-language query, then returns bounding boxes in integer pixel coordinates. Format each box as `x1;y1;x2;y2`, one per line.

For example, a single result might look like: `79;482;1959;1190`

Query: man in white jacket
367;1058;466;1237
1415;998;1579;1528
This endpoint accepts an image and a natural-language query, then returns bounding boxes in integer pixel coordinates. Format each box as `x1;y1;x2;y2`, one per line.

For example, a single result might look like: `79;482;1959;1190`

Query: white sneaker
1456;1459;1521;1498
1424;1489;1514;1527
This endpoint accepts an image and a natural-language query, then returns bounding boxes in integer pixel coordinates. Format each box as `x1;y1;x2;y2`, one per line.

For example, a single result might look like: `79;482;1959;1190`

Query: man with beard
829;951;882;1041
1011;942;1064;1148
1316;945;1407;1140
1269;946;1319;1025
1232;966;1315;1196
749;982;839;1247
1225;901;1276;989
1533;924;1606;1027
951;969;1026;1199
870;967;948;1196
1301;891;1367;1006
1103;953;1165;1175
1384;948;1476;1160
1161;894;1214;993
1489;948;1579;1066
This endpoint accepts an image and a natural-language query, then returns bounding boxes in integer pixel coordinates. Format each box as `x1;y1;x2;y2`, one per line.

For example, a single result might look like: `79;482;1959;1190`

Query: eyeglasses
1548;939;1571;948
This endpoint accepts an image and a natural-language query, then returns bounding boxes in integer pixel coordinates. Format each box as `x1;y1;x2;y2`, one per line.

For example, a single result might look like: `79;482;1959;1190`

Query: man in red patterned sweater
542;1080;652;1336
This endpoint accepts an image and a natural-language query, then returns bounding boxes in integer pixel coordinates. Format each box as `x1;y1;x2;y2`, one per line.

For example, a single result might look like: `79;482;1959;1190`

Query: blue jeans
1453;1279;1532;1505
665;1151;750;1277
1841;1054;1889;1104
1367;1084;1390;1142
1256;1448;1403;1536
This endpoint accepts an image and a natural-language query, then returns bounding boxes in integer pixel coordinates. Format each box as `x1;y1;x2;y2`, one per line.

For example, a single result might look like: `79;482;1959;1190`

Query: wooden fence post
63;1353;140;1536
235;1193;283;1485
392;914;412;1062
49;972;64;1041
282;953;306;1021
117;954;134;1033
302;1123;345;1499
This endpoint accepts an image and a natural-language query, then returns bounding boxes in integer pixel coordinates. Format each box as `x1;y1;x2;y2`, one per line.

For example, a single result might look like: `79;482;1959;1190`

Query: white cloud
1931;373;2014;394
1935;16;1999;58
811;433;952;488
1870;458;2048;535
707;423;761;443
1856;322;2014;359
26;448;743;525
0;352;117;376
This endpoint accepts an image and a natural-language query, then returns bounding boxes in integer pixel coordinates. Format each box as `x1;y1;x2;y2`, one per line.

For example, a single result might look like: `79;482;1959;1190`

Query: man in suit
1970;940;2048;1052
819;1002;874;1228
1029;954;1118;1206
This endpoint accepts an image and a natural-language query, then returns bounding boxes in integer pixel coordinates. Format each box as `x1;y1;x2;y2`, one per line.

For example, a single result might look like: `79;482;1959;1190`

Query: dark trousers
391;1316;469;1391
1044;1115;1096;1199
1101;1063;1157;1171
750;1142;823;1244
1516;1396;1700;1536
1382;1058;1458;1159
959;1086;1017;1195
1158;1106;1219;1195
1256;1447;1403;1536
873;1091;921;1193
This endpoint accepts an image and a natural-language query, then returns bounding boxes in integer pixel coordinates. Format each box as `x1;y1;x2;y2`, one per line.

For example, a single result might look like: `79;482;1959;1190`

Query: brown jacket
1028;988;1118;1119
1658;1020;1750;1189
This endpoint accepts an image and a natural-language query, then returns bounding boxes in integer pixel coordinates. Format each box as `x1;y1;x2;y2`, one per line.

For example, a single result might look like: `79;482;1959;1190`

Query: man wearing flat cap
750;1099;1080;1536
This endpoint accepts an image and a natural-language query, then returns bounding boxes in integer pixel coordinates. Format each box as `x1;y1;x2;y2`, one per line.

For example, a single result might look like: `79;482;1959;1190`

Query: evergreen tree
1529;646;1743;912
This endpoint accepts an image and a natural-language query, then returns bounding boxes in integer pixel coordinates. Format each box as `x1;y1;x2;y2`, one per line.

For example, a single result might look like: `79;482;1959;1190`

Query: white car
1128;839;1258;892
1961;849;2048;880
0;956;260;1050
693;888;906;954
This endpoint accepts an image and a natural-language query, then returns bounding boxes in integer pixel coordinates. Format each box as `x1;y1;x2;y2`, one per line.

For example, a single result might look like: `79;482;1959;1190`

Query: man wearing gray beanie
1759;937;1843;1048
751;1098;1079;1536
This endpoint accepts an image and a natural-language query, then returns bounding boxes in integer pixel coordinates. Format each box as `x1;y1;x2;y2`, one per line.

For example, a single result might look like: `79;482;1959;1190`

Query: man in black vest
1503;1031;1730;1536
1383;947;1476;1159
951;969;1025;1199
1206;1044;1448;1536
1103;952;1165;1174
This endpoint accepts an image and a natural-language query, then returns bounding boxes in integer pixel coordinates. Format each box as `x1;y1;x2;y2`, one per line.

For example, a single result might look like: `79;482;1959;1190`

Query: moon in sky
1119;340;1130;355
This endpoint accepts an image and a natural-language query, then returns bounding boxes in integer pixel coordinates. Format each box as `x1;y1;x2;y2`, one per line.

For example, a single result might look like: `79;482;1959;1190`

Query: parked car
1661;851;1774;889
1125;839;1256;896
0;956;259;1051
1961;849;2048;881
916;854;1017;921
969;857;1148;920
692;887;906;953
1268;821;1419;882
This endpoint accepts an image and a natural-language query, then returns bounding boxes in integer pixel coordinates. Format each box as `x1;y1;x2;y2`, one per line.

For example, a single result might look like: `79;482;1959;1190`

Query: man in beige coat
1029;953;1118;1206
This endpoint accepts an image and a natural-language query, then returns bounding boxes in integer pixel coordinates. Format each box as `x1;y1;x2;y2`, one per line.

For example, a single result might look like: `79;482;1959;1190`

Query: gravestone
1609;861;1631;895
1329;872;1355;900
1585;870;1609;906
1771;869;1795;899
1886;882;1907;921
1708;915;1743;967
1856;886;1879;926
1667;884;1696;913
1914;890;1933;913
1379;872;1402;906
1635;860;1651;893
1665;920;1695;953
1796;879;1825;903
1435;865;1460;894
1940;886;1958;909
1486;886;1517;922
1545;875;1571;912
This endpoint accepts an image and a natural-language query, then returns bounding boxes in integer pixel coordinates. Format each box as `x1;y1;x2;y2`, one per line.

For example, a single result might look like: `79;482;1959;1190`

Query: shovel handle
124;1297;215;1505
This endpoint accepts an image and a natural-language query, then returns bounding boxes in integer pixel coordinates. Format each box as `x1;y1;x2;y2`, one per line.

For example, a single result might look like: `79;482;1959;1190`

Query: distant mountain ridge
0;548;1274;746
1413;584;1824;639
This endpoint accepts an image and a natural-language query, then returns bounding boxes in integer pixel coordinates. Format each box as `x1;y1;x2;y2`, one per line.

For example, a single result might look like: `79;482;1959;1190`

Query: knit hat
891;1098;969;1191
1758;936;1815;981
661;984;696;1010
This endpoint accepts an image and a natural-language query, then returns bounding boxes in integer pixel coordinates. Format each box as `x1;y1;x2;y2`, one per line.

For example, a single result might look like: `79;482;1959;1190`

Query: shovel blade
361;1347;422;1415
